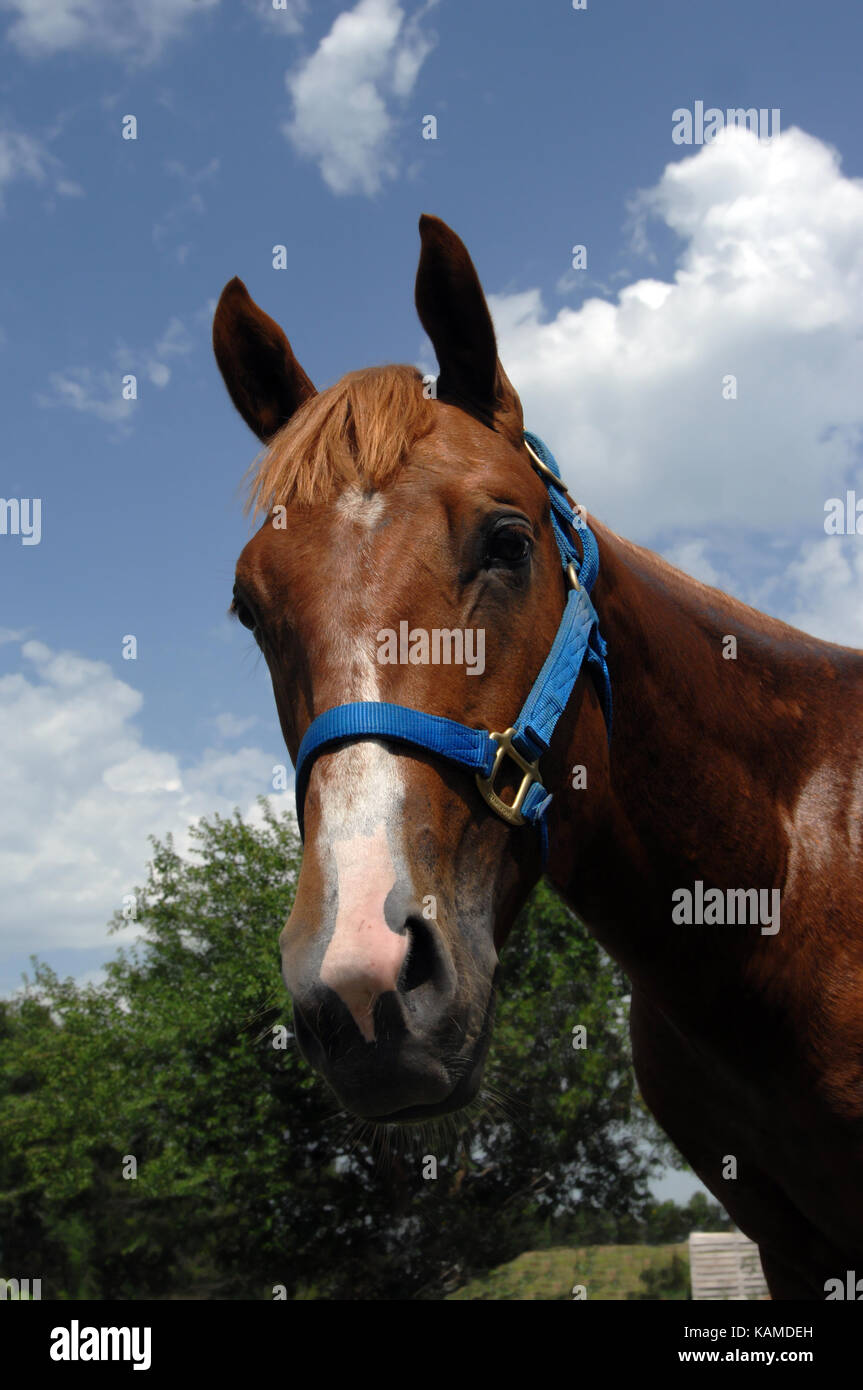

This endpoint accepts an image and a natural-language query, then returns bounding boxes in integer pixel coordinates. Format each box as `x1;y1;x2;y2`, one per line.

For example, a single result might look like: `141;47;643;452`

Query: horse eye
231;597;257;631
487;527;531;566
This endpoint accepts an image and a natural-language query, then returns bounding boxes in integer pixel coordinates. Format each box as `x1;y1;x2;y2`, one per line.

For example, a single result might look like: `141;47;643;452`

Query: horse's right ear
212;278;316;443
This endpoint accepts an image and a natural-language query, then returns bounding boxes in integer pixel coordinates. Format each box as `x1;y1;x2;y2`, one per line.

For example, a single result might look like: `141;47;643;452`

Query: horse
213;214;863;1300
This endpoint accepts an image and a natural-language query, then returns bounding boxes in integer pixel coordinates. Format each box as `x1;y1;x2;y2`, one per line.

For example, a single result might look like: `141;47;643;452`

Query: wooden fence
688;1231;770;1300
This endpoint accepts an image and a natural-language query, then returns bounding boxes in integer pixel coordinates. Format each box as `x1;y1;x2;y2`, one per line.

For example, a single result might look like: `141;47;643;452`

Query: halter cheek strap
293;431;612;864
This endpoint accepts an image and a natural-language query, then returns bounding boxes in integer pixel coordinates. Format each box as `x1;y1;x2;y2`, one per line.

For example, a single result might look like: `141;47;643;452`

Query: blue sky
1;2;862;1207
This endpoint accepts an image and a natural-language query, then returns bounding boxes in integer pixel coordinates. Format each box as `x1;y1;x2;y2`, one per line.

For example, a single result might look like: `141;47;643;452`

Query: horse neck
553;519;855;994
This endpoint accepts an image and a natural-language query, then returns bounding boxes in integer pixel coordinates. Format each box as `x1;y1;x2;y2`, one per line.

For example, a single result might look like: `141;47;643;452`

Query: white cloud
163;157;220;185
145;313;194;385
491;127;863;538
0;129;47;196
485;126;863;645
147;362;171;388
154;315;193;359
0;0;219;63
0;127;82;209
661;538;721;589
758;539;863;648
36;365;135;424
154;158;219;262
284;0;436;196
212;712;259;739
37;311;197;422
0;638;287;959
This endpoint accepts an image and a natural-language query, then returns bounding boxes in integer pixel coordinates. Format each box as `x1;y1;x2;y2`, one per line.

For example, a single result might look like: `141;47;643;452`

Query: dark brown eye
230;595;257;630
487;527;531;567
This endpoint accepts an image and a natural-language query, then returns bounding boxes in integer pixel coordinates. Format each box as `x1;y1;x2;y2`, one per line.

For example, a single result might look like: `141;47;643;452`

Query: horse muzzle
282;908;495;1120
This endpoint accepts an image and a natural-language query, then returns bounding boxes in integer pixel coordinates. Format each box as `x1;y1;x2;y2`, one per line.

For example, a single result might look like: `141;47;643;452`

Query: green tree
642;1192;733;1245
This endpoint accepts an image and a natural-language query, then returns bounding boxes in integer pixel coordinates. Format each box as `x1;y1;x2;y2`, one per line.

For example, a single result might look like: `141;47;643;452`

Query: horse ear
212;277;316;443
414;214;523;442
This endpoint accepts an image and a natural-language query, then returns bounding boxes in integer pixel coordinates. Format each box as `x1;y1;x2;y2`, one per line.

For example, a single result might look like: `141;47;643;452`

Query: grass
446;1242;689;1300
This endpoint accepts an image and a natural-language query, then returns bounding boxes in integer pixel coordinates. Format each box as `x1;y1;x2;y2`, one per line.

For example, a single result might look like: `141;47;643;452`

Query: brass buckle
475;729;542;826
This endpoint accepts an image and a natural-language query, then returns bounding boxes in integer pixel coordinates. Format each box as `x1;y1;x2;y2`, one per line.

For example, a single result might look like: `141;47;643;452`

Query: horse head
213;216;610;1120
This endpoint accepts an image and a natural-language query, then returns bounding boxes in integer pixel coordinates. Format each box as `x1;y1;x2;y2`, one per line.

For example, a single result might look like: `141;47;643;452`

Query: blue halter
294;431;612;864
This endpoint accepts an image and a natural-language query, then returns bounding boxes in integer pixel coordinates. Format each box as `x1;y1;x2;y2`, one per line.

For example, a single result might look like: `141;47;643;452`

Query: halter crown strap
293;432;612;862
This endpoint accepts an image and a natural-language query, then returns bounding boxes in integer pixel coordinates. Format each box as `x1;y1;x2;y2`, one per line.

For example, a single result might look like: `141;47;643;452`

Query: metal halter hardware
475;551;583;827
293;431;612;864
524;435;567;489
475;729;542;827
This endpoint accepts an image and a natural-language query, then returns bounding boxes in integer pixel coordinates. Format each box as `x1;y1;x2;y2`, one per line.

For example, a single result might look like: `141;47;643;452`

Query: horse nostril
399;916;438;995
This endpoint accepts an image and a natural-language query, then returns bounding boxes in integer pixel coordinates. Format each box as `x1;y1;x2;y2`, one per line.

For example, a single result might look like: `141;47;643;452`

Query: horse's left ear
212;277;316;443
415;214;523;443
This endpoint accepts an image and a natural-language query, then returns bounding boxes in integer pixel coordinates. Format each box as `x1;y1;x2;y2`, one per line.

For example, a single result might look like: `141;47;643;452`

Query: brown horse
213;215;863;1300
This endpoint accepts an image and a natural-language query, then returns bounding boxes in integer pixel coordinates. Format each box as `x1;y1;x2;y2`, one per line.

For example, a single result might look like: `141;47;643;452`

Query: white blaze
314;490;409;1039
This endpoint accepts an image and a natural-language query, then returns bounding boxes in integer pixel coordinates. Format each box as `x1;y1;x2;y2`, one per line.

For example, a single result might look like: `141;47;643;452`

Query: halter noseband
293;431;612;864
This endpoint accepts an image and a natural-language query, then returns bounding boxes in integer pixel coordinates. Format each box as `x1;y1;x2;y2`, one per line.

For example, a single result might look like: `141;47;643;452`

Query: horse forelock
246;364;435;519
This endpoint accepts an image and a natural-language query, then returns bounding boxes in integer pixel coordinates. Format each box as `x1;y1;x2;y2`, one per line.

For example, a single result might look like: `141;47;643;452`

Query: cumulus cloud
0;639;286;961
0;0;219;62
485;126;863;644
284;0;436;196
